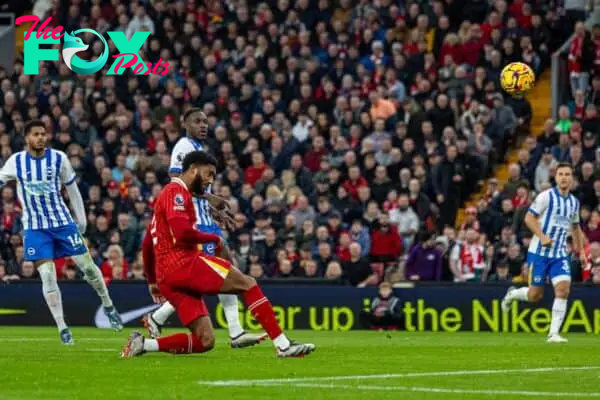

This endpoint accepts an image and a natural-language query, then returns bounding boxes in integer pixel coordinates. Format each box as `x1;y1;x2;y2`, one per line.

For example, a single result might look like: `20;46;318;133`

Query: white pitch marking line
286;383;600;398
197;366;600;386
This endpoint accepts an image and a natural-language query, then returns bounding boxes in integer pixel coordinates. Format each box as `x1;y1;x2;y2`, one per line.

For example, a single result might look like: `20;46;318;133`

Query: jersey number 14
68;234;83;248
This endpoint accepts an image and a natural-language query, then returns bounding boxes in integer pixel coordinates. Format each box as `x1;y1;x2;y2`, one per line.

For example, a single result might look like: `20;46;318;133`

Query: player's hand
148;284;165;304
210;204;236;231
540;235;553;247
203;194;230;210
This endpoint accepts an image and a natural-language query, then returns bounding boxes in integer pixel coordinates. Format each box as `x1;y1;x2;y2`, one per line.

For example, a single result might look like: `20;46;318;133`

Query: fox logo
61;30;108;75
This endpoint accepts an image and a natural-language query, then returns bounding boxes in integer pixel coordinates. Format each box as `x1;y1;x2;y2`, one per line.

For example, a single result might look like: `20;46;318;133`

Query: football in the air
500;62;536;96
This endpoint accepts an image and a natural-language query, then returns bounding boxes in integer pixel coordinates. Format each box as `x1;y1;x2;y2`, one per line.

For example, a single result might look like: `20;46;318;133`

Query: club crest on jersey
174;193;185;211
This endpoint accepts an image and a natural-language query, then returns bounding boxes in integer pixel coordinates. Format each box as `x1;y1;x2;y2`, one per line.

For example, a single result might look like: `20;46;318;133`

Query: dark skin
156;162;257;345
179;111;235;229
25;126;54;268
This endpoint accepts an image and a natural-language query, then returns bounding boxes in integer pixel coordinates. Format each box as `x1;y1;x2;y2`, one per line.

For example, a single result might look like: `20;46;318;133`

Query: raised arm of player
0;154;17;188
60;153;86;233
169;139;196;176
525;190;552;246
165;188;222;248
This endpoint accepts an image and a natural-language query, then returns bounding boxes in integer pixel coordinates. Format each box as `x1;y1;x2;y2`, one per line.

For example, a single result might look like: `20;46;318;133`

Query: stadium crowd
1;0;599;287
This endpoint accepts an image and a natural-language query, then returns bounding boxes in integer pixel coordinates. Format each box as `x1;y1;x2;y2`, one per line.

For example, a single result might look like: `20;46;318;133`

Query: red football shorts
158;253;232;326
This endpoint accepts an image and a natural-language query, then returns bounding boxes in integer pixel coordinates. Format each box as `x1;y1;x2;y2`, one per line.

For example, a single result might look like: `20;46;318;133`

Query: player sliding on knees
121;151;315;358
143;108;266;349
0;120;123;344
501;163;586;343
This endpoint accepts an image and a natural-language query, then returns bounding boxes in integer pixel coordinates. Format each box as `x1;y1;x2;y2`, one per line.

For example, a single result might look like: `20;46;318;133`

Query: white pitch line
198;366;600;386
286;383;600;398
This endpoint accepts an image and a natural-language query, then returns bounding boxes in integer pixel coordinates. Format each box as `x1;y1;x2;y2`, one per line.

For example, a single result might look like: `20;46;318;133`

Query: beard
191;177;206;195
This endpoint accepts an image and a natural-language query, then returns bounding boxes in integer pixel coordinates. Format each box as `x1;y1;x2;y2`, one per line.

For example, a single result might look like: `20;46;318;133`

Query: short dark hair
182;151;217;172
183;108;203;121
556;162;574;172
23;120;45;136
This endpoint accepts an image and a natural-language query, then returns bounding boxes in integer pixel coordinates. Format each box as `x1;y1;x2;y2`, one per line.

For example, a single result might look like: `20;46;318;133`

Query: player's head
182;150;217;195
555;162;574;191
23;119;47;151
183;108;208;140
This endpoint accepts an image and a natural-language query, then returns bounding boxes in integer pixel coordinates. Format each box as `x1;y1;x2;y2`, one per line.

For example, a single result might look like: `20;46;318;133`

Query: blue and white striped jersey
0;149;76;231
169;136;214;227
527;187;580;258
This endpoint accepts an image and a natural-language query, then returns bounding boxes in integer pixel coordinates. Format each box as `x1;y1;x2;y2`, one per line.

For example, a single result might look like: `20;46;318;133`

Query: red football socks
242;284;283;339
157;333;206;354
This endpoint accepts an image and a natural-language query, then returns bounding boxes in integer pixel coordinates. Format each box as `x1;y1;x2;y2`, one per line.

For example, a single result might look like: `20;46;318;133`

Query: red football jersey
149;178;198;280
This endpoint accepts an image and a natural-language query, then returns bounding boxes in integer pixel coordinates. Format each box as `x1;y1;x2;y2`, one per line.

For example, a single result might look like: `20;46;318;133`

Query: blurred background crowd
1;0;600;287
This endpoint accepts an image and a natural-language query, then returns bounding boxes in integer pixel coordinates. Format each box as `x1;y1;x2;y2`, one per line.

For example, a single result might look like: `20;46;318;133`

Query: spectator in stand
20;261;38;280
488;259;512;282
290;195;316;231
370;213;403;263
449;228;488;282
389;193;420;250
535;147;558;191
568;21;595;97
342;243;376;287
404;232;443;281
101;245;128;282
584;210;600;243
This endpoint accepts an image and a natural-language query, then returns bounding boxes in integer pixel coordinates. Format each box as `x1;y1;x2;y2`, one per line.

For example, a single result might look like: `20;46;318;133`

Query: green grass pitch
1;327;599;399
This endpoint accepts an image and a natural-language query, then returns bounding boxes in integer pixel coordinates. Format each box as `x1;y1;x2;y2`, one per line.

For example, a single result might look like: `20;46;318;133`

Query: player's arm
142;224;157;284
0;154;17;187
202;193;231;210
169;140;194;177
524;191;552;246
60;154;87;233
570;200;587;264
166;190;222;247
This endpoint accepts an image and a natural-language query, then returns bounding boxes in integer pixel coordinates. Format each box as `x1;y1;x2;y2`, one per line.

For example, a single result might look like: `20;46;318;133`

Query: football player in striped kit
501;163;587;343
143;108;266;348
0;120;123;344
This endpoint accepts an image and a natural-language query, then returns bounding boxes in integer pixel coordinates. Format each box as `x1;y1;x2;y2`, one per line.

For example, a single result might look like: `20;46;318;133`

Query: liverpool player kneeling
121;151;315;358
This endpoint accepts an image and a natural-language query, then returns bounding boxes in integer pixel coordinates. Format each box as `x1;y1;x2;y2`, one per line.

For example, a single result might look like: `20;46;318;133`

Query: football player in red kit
121;151;315;358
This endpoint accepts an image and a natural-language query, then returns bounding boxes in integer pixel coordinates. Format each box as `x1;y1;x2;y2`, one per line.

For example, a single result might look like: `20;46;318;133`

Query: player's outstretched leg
143;302;176;338
37;261;73;345
143;295;266;347
72;253;123;331
502;253;545;313
547;279;570;343
145;241;266;348
220;266;315;358
501;285;543;312
122;315;215;358
501;255;570;343
218;243;267;348
218;293;268;348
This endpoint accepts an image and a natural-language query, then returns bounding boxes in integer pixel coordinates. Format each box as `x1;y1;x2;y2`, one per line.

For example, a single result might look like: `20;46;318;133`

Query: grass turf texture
1;327;599;400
